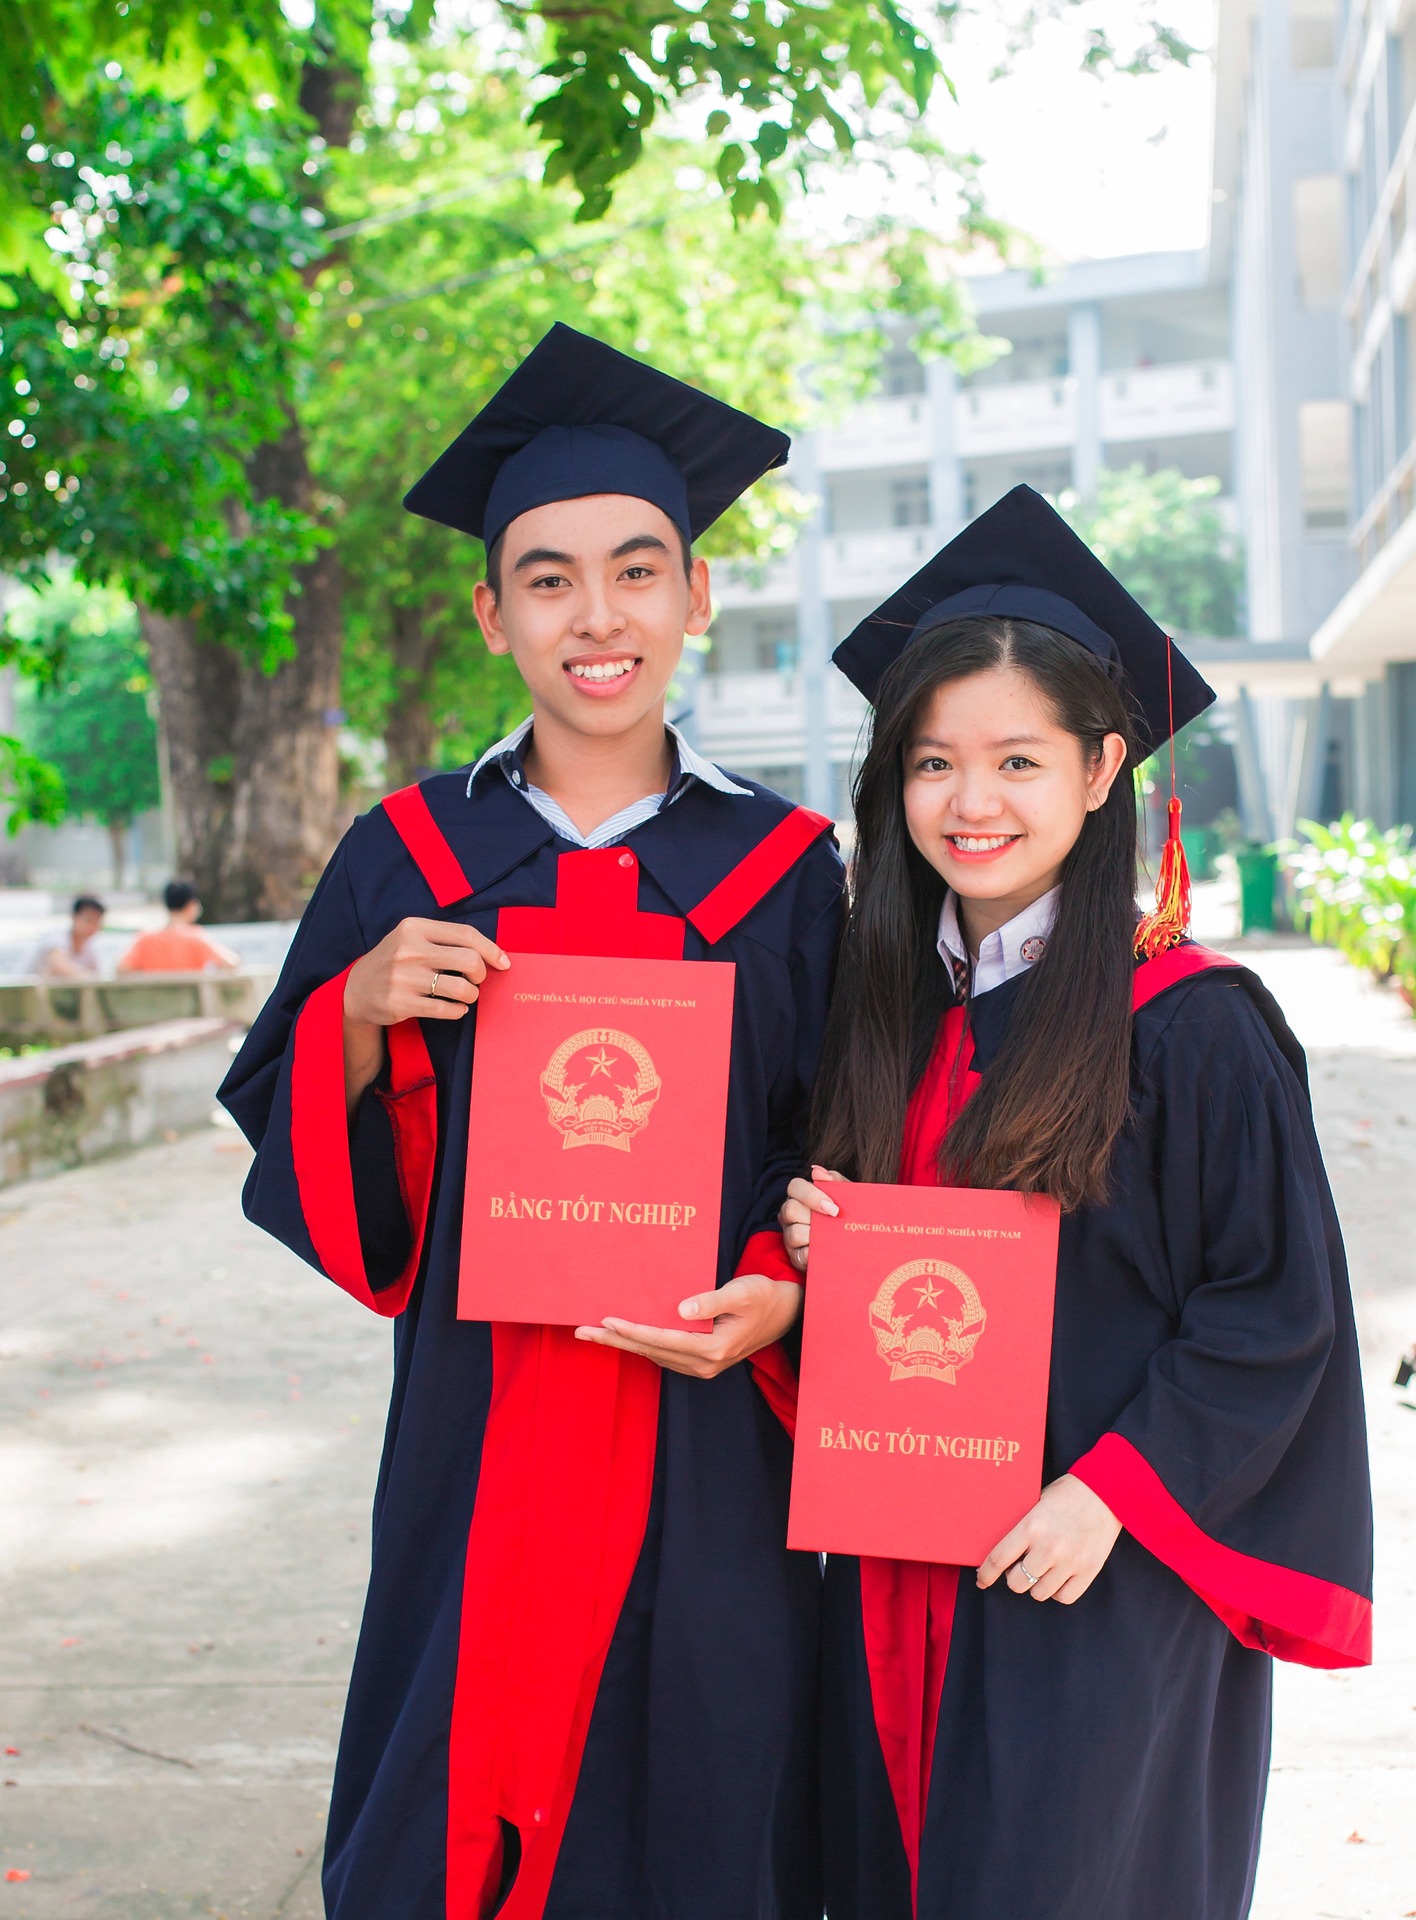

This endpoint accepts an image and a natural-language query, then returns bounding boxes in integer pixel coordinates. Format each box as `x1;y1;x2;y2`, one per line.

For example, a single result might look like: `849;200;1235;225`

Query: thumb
679;1277;754;1321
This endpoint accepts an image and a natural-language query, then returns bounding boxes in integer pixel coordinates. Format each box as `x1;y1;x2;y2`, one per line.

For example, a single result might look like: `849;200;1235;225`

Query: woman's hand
342;917;509;1111
976;1473;1122;1605
779;1165;850;1273
574;1275;803;1378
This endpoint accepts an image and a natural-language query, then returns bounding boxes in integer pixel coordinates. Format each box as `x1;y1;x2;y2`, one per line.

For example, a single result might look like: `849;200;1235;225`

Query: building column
1232;687;1277;841
1067;301;1103;499
926;357;964;540
793;431;835;817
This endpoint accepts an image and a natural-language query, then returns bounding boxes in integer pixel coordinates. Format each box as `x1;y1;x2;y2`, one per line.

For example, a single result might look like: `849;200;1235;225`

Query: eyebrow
910;734;1049;750
510;533;671;573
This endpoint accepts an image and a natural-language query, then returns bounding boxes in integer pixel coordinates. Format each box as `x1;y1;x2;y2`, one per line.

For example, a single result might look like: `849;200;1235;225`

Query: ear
684;555;713;637
473;579;511;656
1086;732;1129;810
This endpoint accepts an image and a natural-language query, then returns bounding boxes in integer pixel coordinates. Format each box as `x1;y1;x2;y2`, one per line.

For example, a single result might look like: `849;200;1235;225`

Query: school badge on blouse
868;1259;986;1383
540;1028;661;1151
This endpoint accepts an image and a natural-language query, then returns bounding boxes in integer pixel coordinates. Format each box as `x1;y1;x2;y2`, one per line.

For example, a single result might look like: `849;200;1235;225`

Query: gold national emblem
540;1028;661;1152
868;1259;986;1384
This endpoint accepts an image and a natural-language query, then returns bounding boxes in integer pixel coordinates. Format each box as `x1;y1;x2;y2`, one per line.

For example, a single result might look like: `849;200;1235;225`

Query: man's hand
975;1473;1122;1605
574;1274;803;1378
778;1165;850;1273
342;917;509;1111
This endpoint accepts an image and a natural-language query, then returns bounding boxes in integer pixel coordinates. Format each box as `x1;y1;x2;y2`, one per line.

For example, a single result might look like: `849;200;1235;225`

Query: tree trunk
383;601;447;791
139;420;345;921
106;818;128;890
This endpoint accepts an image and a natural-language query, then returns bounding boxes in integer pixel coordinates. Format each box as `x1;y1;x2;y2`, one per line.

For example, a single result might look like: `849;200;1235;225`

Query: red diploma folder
459;953;735;1327
788;1182;1061;1565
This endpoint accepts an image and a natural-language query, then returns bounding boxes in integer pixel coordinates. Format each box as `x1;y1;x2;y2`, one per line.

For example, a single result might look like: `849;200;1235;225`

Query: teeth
952;836;1015;852
569;659;635;681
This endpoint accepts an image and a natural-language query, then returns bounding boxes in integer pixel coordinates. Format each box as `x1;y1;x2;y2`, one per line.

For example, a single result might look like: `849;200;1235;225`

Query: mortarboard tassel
1133;638;1192;960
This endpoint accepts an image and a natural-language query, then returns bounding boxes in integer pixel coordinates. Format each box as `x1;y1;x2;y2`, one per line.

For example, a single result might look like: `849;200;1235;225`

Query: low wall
0;1018;246;1188
0;968;276;1051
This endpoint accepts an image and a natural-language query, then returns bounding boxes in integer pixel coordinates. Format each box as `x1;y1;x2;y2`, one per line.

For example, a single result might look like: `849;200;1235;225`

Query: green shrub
1285;816;1416;995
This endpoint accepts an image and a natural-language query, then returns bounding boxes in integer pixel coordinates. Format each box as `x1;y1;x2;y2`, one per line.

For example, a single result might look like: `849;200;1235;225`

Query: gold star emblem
586;1047;618;1077
915;1278;944;1309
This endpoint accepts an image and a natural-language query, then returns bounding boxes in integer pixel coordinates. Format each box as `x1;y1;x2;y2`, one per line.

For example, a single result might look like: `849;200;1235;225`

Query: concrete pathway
0;936;1413;1917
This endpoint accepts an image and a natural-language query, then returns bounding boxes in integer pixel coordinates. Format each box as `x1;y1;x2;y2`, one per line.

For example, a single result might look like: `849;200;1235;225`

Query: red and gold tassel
1134;793;1191;958
1133;635;1192;959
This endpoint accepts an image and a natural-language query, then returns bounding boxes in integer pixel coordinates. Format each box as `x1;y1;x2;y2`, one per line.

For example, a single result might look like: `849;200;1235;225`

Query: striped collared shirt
467;717;751;849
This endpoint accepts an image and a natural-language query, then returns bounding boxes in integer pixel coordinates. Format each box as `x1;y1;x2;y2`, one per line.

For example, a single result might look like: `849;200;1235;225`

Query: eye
913;755;950;774
529;572;569;589
1001;755;1038;772
621;563;656;580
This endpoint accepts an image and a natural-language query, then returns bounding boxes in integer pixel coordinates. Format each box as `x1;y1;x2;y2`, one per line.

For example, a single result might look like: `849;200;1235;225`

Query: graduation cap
833;485;1217;956
403;322;791;550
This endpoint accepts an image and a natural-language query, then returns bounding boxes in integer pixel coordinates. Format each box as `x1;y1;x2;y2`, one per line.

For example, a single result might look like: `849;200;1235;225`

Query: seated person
118;881;240;973
27;895;105;978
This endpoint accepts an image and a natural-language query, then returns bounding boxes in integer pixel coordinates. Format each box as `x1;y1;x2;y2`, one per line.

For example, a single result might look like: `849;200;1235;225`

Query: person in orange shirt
118;881;240;973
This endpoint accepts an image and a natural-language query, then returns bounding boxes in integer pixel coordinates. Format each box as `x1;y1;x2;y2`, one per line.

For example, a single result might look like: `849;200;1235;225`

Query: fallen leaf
59;1637;80;1648
4;1748;17;1757
4;1869;30;1882
1345;1830;1367;1844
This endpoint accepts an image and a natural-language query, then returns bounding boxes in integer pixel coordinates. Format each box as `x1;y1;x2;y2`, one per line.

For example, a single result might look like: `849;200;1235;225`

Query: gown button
618;852;635;869
532;1808;545;1824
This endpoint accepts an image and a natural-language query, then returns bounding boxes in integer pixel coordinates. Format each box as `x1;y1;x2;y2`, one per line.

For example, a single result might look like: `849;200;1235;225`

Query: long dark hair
812;615;1141;1211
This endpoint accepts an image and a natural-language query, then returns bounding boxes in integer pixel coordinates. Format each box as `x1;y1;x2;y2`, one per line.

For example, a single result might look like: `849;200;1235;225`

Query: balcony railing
694;670;869;765
818;395;932;471
1099;360;1234;442
954;377;1077;457
823;526;936;599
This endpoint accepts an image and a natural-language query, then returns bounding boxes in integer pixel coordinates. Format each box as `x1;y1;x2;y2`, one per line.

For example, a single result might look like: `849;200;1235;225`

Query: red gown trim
383;782;475;907
1069;1432;1371;1668
688;805;833;945
446;834;816;1917
289;967;437;1317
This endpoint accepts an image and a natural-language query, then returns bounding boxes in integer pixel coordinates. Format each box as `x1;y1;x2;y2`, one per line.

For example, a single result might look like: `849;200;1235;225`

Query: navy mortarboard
832;483;1215;754
403;322;791;548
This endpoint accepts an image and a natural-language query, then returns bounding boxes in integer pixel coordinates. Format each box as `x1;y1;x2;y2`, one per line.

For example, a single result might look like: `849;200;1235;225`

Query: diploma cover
459;953;735;1326
788;1183;1061;1563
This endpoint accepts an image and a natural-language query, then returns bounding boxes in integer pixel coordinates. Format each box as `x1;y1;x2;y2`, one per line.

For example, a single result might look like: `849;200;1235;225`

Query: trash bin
1180;825;1216;882
1236;844;1278;934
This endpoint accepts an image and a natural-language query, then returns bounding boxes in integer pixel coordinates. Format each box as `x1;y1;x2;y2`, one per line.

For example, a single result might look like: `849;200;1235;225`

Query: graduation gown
820;944;1374;1920
218;765;844;1920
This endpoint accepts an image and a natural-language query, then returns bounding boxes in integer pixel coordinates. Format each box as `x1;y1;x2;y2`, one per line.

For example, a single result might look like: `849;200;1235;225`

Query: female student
781;486;1373;1920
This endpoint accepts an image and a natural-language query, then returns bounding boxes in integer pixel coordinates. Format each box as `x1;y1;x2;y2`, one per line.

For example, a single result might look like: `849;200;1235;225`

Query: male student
220;325;843;1920
119;880;240;972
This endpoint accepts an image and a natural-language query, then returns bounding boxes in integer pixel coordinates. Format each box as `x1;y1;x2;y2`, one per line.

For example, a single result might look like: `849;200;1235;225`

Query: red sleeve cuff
734;1227;799;1287
1071;1431;1371;1670
290;970;437;1316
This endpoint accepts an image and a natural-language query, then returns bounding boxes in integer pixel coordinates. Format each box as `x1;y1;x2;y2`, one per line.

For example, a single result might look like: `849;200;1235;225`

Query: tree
8;571;161;885
1058;465;1244;638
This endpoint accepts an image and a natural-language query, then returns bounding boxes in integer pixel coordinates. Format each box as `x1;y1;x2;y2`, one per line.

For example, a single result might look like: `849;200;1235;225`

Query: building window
1290;0;1335;69
752;615;797;672
1299;400;1351;530
1294;175;1343;309
881;345;926;396
890;474;932;527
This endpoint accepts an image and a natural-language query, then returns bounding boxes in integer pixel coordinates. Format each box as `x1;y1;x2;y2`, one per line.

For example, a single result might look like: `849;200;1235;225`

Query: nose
571;581;628;645
949;770;1006;823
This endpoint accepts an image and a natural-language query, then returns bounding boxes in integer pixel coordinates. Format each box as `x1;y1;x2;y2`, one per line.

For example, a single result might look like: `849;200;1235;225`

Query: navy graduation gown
820;946;1373;1920
218;766;844;1920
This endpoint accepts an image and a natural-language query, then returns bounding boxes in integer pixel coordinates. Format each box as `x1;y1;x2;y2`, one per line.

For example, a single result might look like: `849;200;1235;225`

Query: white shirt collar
938;886;1061;997
466;716;751;800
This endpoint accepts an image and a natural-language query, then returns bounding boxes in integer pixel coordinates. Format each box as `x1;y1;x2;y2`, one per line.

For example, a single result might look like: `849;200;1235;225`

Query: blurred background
3;3;1415;1915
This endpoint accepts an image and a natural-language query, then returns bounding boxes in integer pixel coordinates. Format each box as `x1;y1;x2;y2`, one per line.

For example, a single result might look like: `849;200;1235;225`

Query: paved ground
0;932;1413;1917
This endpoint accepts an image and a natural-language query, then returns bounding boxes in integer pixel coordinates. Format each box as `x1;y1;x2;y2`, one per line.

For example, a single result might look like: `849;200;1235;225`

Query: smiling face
472;493;712;743
902;664;1128;943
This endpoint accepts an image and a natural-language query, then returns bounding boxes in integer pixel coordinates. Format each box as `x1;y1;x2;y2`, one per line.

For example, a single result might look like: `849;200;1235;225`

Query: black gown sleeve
218;819;437;1313
1070;975;1373;1667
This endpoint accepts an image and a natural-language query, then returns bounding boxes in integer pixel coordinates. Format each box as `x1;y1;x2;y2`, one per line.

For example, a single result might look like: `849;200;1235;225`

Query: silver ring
429;970;441;998
1018;1561;1040;1587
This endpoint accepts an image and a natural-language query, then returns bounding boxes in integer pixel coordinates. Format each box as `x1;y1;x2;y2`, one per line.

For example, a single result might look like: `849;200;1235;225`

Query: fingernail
498;954;511;968
679;1301;698;1318
822;1198;839;1217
